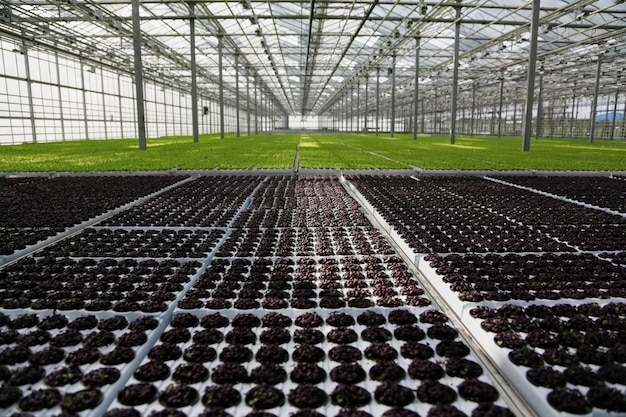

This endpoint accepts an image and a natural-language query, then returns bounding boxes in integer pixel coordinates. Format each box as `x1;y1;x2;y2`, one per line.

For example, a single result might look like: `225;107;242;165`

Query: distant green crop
0;132;625;172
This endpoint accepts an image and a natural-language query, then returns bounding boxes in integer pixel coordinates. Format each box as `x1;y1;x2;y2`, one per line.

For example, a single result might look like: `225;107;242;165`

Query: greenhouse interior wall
0;36;278;145
2;34;625;144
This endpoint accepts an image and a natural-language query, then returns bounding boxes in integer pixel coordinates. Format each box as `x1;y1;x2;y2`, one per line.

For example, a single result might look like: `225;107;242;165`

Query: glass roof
2;0;625;116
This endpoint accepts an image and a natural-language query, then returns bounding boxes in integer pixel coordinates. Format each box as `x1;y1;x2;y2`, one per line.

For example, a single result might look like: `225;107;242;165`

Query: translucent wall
321;72;625;141
0;37;254;145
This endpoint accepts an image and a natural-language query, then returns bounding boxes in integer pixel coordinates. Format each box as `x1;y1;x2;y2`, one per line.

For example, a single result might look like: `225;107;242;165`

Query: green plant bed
0;134;299;172
297;134;409;170
314;134;626;171
1;132;625;172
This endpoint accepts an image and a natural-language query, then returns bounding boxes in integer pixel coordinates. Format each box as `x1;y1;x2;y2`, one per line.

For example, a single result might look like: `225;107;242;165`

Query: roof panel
2;0;625;116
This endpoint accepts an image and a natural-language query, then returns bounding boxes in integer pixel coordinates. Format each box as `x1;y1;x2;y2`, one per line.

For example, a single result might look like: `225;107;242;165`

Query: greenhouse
1;0;625;146
1;1;626;417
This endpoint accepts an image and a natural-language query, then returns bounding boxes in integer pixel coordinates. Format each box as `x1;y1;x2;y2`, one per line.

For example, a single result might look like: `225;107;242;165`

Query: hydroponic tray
343;174;626;417
2;172;624;417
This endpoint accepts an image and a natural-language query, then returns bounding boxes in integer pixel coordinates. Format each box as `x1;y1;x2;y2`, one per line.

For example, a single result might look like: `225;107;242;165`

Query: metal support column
254;74;258;135
189;3;199;143
561;98;567;137
413;36;420;140
162;87;168;137
344;93;347;132
357;82;360;133
512;100;517;136
54;47;66;140
267;94;271;132
575;97;581;138
450;1;461;144
132;0;146;150
350;87;354;132
22;44;37;143
421;98;425;133
218;35;225;139
235;54;240;137
117;72;124;138
80;58;89;140
498;77;504;138
490;96;496;134
434;88;438;133
470;82;476;136
522;0;540;152
535;73;543;139
261;89;264;132
569;94;576;138
338;95;341;131
339;94;346;132
100;68;109;139
365;76;369;133
246;68;251;136
610;89;619;140
335;99;338;131
342;93;345;132
390;56;396;137
177;93;182;137
589;54;602;144
201;98;205;134
459;98;464;133
345;90;349;132
376;67;380;136
345;93;347;132
207;101;212;133
622;95;626;140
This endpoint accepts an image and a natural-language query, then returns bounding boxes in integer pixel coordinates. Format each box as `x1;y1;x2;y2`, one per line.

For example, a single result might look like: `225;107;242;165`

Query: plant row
40;229;225;259
424;252;626;302
234;176;370;229
348;175;624;253
0;175;185;256
0;311;161;416
347;174;626;416
469;302;626;414
215;227;394;258
0;257;201;312
102;176;261;228
104;309;513;417
492;176;626;214
178;255;431;310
